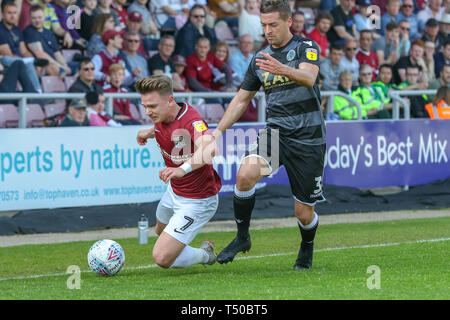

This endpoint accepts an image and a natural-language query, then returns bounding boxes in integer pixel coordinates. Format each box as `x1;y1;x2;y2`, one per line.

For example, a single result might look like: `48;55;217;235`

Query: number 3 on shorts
313;176;323;195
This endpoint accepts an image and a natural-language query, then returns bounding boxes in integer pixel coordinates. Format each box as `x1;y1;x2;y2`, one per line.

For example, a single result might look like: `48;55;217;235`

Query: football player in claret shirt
135;75;222;270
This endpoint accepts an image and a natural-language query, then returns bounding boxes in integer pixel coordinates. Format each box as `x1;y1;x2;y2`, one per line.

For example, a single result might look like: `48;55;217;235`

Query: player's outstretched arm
136;127;155;145
256;52;319;88
159;134;217;183
213;88;257;138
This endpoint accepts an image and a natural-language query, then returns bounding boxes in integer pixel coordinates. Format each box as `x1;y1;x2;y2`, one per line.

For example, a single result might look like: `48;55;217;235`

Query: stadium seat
0;104;19;128
129;103;142;123
41;76;67;93
148;50;158;58
192;104;207;119
43;103;65;118
61;49;81;62
64;76;77;90
137;104;150;123
26;104;46;127
214;25;238;46
298;7;316;27
204;103;225;124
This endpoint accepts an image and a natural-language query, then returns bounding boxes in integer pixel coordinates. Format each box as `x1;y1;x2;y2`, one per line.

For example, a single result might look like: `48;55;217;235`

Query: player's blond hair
134;75;173;96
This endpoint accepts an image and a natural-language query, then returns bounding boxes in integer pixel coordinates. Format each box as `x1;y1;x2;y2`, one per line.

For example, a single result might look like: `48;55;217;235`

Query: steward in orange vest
425;100;450;119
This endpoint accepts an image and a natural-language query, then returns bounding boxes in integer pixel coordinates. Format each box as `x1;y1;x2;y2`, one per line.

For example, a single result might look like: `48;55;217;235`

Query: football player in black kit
211;0;326;270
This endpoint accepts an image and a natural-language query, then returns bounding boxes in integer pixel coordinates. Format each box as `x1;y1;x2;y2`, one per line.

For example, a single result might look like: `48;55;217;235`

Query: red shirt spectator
111;0;128;29
306;28;328;58
356;49;379;81
185;51;224;90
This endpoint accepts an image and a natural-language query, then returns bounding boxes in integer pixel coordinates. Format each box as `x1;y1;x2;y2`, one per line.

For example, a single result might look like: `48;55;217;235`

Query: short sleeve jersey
155;103;222;199
241;35;325;146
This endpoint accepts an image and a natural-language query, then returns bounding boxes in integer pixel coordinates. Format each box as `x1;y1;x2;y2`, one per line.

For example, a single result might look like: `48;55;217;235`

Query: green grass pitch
0;216;449;300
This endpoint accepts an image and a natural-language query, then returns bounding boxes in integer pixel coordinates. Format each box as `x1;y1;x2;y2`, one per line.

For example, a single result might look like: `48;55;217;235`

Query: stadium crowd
0;0;449;127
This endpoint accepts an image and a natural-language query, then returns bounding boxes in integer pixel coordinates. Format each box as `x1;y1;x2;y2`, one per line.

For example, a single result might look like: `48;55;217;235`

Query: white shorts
156;183;219;245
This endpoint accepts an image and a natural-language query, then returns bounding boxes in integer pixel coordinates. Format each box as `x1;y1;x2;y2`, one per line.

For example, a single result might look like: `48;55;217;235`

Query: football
87;239;125;276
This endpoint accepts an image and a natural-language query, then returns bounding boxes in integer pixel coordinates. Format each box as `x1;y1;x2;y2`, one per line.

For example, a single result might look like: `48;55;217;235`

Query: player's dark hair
135;75;173;96
260;0;292;20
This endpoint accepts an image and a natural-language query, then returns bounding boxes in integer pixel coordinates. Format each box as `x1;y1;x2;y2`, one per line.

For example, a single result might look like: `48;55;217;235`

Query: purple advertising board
212;119;449;194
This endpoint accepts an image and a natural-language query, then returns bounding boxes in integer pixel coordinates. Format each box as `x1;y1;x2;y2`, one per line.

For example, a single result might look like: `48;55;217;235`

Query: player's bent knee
295;202;315;224
152;250;173;269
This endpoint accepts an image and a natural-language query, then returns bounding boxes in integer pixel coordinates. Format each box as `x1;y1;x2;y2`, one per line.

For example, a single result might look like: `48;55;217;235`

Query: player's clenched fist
136;128;155;145
159;167;186;183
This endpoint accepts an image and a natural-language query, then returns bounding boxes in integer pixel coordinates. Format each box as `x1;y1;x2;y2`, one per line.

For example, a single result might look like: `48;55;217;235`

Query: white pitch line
1;237;449;282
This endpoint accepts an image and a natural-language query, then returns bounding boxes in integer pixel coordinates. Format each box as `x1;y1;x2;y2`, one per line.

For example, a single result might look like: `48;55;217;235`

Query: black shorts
244;127;326;206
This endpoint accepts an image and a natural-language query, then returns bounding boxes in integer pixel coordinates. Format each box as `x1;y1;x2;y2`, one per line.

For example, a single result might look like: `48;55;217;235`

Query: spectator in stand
79;0;98;42
379;0;401;36
86;91;122;127
398;0;424;41
320;44;343;90
372;22;401;66
120;31;149;84
0;1;42;94
306;10;333;58
174;4;218;58
417;0;445;26
339;39;360;85
333;69;362;120
185;37;233;103
319;0;336;12
353;64;391;119
229;34;254;84
150;0;187;31
398;65;430;118
68;58;104;94
0;59;36;102
60;98;91;127
354;0;378;35
147;34;184;91
237;0;264;49
212;41;240;89
393;39;428;84
398;20;412;57
24;5;72;77
425;86;450;119
356;29;378;81
172;54;190;92
290;11;306;37
121;11;148;59
429;63;450;89
371;64;397;116
434;40;450;78
437;14;450;52
51;0;86;50
92;29;134;87
423;40;437;83
127;0;160;51
327;0;358;45
422;18;443;50
19;0;75;49
103;63;141;125
87;13;115;58
111;0;128;29
209;0;239;38
94;0;122;30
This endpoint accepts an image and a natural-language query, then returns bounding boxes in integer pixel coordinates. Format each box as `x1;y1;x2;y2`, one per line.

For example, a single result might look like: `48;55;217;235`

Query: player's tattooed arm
256;52;319;88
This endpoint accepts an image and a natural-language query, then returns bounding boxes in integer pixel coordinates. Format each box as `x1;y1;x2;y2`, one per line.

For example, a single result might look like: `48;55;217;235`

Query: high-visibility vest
334;94;368;120
425;100;450;119
352;86;382;113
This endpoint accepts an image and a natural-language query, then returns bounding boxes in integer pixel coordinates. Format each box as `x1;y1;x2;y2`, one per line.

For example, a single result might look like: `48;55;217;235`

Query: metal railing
0;89;436;128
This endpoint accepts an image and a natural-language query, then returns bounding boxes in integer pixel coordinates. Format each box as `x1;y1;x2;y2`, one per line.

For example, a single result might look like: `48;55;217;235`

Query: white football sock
297;212;319;230
234;185;255;198
169;245;208;268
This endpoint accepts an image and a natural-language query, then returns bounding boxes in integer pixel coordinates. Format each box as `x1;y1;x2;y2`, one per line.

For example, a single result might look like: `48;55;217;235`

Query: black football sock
233;186;256;239
297;212;319;245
